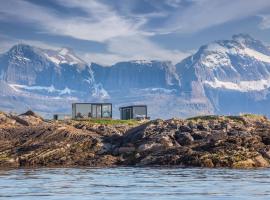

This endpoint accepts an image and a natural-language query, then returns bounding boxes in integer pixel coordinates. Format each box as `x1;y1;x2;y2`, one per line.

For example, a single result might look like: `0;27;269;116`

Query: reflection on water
0;167;270;200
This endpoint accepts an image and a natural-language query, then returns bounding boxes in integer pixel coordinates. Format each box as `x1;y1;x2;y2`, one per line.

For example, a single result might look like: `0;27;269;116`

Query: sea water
0;167;270;200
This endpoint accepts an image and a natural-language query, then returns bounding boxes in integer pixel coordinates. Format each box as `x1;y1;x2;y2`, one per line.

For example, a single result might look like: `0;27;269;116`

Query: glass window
121;108;132;120
75;104;91;119
92;105;97;118
133;106;147;119
97;105;102;118
102;104;112;118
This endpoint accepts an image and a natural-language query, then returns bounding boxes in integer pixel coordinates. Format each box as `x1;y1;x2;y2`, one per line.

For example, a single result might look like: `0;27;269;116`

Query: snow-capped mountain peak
196;34;270;70
42;47;86;69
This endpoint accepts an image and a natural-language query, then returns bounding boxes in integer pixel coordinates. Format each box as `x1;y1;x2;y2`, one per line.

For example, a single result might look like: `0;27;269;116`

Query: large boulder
175;132;194;145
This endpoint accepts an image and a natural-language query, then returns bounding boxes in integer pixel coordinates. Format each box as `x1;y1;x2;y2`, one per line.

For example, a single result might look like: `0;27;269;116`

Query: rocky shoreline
1;111;270;169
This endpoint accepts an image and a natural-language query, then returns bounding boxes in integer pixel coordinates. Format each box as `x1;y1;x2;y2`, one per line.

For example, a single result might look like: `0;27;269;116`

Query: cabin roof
72;103;112;105
119;105;147;110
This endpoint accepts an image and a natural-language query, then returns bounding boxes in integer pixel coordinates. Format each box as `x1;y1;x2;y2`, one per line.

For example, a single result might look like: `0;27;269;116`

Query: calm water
0;167;270;200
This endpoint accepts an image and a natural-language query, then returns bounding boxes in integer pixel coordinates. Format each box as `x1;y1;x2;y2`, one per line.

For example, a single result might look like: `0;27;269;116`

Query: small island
1;111;270;169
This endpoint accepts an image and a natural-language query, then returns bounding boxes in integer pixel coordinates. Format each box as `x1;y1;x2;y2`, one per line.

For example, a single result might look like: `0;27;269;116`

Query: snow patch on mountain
15;56;31;62
9;84;75;95
131;60;153;65
204;77;270;92
92;84;110;99
42;48;86;68
142;87;177;94
200;37;270;69
244;48;270;63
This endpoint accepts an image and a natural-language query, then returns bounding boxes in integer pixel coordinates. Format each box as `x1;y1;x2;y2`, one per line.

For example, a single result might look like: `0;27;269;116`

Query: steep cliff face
91;60;211;119
92;60;181;90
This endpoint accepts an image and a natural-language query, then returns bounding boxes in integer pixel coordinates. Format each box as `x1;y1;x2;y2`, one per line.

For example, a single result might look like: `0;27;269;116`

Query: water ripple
0;167;270;200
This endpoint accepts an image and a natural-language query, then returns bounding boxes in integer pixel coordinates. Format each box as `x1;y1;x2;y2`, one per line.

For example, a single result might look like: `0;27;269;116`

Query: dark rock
175;132;194;145
191;131;209;140
178;125;192;133
262;135;270;145
197;123;209;131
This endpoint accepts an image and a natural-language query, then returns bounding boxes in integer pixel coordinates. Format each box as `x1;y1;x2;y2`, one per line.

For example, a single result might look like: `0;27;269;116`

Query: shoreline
1;111;270;169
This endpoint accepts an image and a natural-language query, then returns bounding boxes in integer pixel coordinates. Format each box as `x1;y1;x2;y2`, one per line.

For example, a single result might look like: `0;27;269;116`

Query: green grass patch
240;113;266;120
225;116;245;124
186;114;268;124
186;115;221;121
71;118;141;125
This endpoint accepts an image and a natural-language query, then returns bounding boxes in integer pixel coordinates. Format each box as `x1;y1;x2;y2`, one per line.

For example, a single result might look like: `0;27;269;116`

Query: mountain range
1;34;270;119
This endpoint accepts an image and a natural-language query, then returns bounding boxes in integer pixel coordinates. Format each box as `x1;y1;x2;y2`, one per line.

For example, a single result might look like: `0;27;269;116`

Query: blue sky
0;0;270;65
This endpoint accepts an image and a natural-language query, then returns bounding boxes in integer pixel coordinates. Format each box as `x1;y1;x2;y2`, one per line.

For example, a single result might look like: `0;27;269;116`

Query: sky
0;0;270;65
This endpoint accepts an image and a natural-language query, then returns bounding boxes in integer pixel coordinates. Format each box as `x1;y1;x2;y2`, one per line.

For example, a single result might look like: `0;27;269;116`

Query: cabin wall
72;103;112;119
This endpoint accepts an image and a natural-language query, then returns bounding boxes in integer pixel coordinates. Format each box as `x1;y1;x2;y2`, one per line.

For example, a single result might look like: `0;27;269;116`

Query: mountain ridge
1;34;270;118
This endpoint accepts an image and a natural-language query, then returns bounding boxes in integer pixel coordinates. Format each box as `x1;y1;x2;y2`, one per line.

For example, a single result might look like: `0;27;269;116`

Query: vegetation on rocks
1;110;270;169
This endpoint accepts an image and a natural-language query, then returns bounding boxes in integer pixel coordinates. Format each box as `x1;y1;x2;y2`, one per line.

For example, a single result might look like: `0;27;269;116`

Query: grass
70;118;141;126
240;113;266;120
186;115;221;121
186;113;268;124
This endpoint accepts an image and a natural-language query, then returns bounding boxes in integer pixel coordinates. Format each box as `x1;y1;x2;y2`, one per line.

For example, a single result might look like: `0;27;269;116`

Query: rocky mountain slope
1;111;270;168
92;60;208;118
0;44;108;116
176;34;270;115
0;34;270;118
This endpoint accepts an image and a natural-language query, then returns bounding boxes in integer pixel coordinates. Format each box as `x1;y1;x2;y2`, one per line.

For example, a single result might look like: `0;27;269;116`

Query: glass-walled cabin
72;103;112;119
119;105;147;120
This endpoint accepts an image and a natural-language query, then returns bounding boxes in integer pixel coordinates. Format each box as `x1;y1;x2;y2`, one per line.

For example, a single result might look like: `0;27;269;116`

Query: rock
191;131;209;140
253;155;269;167
197;123;209;131
201;158;214;168
9;115;29;126
187;121;197;129
207;130;227;143
0;113;7;123
118;146;136;154
159;136;174;148
20;110;42;119
0;110;270;169
262;135;270;145
175;132;194;145
260;149;270;159
179;125;192;133
232;159;255;168
137;143;163;152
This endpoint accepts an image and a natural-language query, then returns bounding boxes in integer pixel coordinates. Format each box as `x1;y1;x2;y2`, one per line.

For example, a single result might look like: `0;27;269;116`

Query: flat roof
119;105;147;109
72;103;112;105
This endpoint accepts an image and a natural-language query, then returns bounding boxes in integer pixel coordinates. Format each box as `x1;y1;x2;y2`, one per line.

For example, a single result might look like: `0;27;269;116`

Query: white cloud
165;0;183;8
82;53;126;66
259;15;270;29
0;0;191;65
0;35;60;53
3;0;268;66
82;36;191;65
160;0;270;33
0;0;149;42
